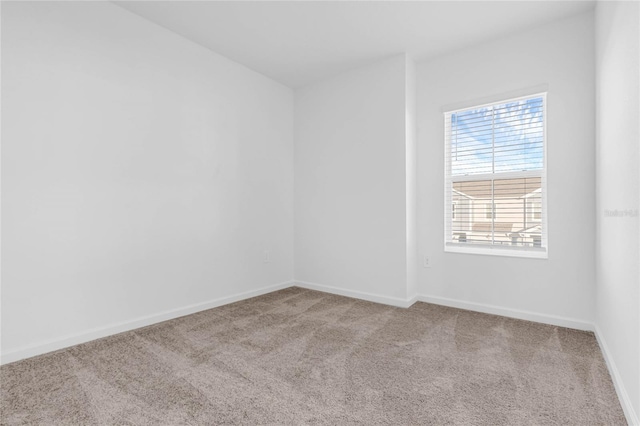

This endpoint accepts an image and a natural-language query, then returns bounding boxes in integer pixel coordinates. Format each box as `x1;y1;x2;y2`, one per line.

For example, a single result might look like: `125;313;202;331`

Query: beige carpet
0;287;627;425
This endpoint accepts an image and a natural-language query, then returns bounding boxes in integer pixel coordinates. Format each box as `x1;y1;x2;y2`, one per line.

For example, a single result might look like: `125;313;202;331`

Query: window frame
443;92;548;259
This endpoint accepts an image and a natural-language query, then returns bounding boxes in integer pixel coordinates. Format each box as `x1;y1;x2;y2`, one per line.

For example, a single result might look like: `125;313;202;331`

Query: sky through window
451;97;544;176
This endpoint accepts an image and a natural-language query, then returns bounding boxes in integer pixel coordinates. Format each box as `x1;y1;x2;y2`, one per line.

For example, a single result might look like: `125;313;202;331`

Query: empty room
1;0;638;424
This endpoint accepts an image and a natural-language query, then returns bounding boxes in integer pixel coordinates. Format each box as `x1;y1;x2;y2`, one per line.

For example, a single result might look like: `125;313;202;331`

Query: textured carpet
0;287;626;425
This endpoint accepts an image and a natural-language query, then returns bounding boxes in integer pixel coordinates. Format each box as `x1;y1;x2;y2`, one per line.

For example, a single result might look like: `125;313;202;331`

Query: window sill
445;243;548;259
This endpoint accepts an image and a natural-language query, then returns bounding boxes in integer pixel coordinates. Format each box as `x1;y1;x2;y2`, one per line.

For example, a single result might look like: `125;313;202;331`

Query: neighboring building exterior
451;177;542;246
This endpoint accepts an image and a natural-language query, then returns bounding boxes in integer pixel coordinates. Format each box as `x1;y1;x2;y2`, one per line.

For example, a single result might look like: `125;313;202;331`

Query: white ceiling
114;1;595;88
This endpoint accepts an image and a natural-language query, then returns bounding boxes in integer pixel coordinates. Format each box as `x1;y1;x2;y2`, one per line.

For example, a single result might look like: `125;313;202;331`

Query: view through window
444;94;546;255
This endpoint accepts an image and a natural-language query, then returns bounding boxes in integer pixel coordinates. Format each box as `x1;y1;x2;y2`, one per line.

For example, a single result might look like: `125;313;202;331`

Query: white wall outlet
423;256;431;268
263;250;271;263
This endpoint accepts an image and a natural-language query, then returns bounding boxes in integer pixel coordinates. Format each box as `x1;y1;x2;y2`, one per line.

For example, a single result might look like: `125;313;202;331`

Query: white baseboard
594;325;639;426
294;280;416;308
416;294;594;331
0;280;294;366
291;282;593;331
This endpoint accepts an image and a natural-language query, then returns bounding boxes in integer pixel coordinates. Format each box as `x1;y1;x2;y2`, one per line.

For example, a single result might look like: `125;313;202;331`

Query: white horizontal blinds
445;94;546;250
494;98;544;173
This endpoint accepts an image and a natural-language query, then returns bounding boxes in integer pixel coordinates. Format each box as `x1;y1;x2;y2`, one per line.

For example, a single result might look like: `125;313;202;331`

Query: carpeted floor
0;287;627;425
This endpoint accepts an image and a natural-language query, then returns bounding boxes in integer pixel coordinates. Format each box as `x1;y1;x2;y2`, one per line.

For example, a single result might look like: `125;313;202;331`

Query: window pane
450;97;544;176
493;98;544;173
452;180;493;245
450;108;493;176
451;177;542;247
493;177;542;247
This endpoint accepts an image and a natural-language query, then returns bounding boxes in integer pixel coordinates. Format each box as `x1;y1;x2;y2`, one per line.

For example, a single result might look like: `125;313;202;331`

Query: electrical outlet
423;256;431;268
263;250;271;263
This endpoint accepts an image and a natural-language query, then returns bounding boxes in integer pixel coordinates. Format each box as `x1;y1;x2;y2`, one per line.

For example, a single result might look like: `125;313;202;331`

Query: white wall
294;54;414;302
595;1;640;423
1;2;294;362
416;12;596;328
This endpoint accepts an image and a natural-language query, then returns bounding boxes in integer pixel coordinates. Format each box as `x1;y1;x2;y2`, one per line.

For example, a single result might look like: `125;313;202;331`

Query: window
485;203;494;219
527;199;542;220
444;93;547;258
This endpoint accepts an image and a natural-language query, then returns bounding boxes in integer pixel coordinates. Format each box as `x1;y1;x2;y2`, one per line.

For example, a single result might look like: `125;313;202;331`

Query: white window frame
443;92;548;259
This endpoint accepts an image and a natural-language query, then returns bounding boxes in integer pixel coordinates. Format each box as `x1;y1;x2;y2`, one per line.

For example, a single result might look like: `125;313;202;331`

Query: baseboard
417;294;594;331
294;280;416;308
0;280;294;366
594;325;639;426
